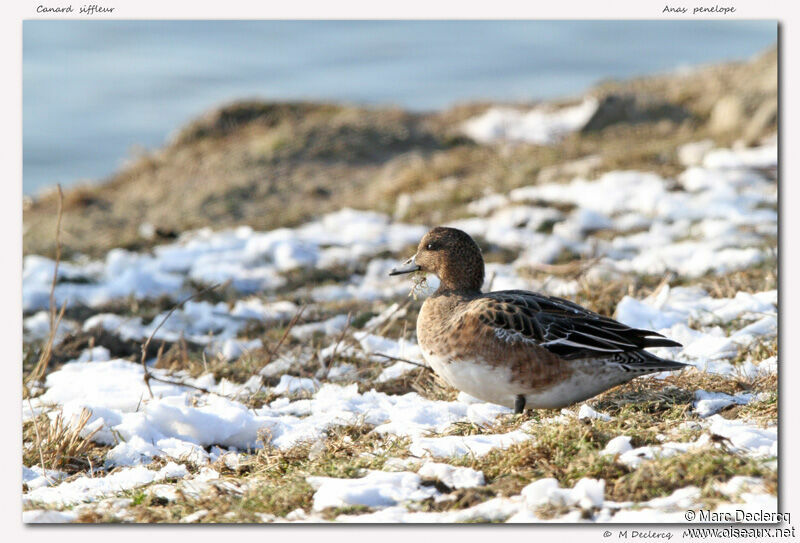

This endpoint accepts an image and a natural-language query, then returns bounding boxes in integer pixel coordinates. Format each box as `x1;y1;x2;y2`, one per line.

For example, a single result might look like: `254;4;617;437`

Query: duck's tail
611;349;689;373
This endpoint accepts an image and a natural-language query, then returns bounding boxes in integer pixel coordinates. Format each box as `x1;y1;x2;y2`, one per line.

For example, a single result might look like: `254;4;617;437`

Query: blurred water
23;20;776;194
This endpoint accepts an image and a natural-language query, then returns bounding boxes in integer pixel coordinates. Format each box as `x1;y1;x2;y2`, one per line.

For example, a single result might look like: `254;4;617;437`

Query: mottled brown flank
418;293;572;389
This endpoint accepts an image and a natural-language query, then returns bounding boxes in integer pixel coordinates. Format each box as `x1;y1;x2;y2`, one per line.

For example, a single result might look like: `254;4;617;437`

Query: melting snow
577;404;612;421
693;390;761;418
521;477;605;509
601;436;633;456
24;462;188;507
417;462;485;489
706;415;777;458
461;98;598;144
22;136;777;522
307;470;438;511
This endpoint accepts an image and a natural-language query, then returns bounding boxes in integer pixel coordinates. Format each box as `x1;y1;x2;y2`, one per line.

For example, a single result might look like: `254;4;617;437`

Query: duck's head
390;227;484;292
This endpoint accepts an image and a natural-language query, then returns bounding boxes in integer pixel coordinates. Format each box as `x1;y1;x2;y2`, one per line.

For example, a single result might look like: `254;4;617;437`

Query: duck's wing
472;290;682;361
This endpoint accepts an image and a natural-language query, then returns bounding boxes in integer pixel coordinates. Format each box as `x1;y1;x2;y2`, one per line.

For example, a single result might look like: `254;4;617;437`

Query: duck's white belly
425;352;519;406
423;351;632;409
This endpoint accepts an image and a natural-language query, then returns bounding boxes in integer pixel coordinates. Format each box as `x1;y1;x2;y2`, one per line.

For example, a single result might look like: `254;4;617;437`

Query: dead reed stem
24;185;67;397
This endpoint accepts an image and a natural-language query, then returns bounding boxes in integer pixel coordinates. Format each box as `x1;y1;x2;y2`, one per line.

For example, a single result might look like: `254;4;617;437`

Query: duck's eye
426;243;436;251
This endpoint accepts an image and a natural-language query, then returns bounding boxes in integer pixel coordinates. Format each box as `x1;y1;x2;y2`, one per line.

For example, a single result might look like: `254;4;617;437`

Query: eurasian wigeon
390;226;686;413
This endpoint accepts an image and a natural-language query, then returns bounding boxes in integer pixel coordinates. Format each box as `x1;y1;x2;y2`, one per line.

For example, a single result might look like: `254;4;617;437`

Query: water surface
23;20;776;194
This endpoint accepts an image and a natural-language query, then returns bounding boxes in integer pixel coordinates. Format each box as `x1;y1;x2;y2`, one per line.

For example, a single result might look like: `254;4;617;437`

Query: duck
389;226;686;413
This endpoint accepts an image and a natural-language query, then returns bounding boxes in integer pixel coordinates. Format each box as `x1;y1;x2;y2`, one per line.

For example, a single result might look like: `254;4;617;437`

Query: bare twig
364;299;410;337
652;272;675;297
143;373;220;397
372;352;430;370
139;282;221;398
323;312;352;379
264;305;306;367
48;185;64;332
179;333;189;369
239;305;306;405
25;304;67;395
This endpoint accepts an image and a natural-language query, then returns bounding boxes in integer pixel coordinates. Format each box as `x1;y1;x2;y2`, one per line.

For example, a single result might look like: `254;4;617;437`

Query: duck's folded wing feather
472;290;682;360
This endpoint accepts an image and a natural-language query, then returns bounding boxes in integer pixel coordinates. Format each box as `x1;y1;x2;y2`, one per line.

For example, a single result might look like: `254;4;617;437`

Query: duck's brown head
390;227;485;293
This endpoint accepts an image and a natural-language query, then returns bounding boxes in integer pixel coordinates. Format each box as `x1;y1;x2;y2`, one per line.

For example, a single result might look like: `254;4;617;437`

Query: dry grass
737;386;778;426
684;258;777;298
440;415;775;507
23;410;107;476
73;425;414;523
607;451;775;503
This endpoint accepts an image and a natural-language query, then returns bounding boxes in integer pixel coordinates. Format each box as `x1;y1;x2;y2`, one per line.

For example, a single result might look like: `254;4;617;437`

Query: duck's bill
389;254;421;276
